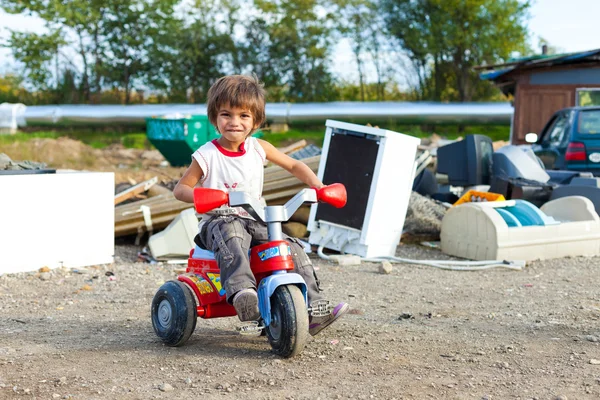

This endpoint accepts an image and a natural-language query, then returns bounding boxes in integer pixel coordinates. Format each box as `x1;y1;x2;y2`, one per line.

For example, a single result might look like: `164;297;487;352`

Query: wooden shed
478;49;600;144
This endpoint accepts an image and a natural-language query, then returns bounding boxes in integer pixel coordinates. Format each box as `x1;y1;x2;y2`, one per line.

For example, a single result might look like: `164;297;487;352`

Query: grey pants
198;215;323;305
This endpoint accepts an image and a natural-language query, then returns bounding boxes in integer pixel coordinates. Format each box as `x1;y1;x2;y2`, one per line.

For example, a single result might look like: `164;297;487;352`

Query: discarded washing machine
440;196;600;261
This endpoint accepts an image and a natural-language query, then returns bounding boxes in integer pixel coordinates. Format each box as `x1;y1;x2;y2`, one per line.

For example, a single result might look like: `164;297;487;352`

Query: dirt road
1;244;600;400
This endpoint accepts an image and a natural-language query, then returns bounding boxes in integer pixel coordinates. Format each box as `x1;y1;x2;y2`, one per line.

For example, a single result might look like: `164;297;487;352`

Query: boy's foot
309;302;349;336
232;289;260;322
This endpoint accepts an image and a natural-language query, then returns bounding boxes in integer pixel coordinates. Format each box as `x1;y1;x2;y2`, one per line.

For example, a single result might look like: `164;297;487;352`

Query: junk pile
413;134;600;261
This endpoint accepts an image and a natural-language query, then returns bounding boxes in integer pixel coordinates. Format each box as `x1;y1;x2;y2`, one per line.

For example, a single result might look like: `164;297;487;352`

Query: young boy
173;74;348;336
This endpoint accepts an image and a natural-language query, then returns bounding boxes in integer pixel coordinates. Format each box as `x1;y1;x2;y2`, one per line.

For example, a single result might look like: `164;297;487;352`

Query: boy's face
216;104;257;146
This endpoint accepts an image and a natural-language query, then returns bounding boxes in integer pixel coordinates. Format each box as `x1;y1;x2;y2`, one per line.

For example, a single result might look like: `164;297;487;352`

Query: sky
1;0;599;83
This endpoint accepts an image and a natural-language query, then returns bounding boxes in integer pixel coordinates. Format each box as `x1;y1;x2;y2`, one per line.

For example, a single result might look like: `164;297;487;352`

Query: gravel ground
1;243;600;400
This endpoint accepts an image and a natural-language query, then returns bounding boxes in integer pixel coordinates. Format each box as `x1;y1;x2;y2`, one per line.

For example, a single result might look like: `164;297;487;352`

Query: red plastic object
193;187;229;213
315;183;347;208
250;241;295;281
565;142;586;162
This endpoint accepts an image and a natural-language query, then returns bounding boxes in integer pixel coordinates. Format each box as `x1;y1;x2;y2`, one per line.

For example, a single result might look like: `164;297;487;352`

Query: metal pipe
19;101;513;126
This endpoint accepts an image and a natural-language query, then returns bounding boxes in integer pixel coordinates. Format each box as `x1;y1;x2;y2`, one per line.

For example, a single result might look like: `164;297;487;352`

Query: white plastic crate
307;120;420;258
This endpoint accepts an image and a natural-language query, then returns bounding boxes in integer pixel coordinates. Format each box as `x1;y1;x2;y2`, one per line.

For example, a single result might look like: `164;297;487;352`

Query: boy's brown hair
207;74;266;133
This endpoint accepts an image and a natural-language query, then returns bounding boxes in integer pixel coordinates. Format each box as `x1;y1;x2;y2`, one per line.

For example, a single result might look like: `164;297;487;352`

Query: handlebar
193;183;347;223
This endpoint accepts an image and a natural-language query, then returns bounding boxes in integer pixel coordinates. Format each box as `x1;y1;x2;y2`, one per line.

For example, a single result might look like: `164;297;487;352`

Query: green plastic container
146;115;263;167
146;115;219;167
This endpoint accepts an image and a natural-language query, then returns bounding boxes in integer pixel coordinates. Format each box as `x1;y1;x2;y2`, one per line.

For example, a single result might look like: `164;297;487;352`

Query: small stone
589;359;600;365
40;272;51;281
554;395;568;400
52;395;60;399
184;378;192;385
329;255;362;266
159;383;174;392
585;335;599;342
39;266;51;273
378;261;393;274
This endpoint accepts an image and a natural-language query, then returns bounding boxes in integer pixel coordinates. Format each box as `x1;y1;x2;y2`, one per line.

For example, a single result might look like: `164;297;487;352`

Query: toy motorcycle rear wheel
151;280;197;347
265;285;308;358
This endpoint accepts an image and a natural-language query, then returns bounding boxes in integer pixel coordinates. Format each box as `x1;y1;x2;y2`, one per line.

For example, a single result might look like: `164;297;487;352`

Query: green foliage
249;0;338;102
0;129;149;149
1;0;533;104
0;74;31;103
263;128;327;147
145;0;234;103
380;0;531;101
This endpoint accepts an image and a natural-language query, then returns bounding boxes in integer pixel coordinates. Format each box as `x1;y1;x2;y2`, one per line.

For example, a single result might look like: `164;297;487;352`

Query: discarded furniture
0;171;114;274
440;196;600;261
308;119;420;258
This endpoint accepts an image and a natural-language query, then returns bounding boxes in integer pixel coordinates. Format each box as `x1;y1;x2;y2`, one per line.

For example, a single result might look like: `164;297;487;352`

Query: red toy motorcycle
151;183;346;357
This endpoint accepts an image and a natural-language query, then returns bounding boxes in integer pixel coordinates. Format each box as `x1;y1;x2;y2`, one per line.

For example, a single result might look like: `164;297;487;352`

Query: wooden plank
277;139;307;155
114;176;158;205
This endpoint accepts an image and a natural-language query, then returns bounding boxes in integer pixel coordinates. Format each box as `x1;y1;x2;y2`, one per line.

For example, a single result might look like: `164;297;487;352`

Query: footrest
309;300;331;317
238;320;264;336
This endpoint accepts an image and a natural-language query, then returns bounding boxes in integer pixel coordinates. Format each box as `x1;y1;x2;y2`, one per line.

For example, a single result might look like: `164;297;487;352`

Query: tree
248;0;338;102
381;0;531;102
3;30;66;93
145;0;235;103
0;0;109;102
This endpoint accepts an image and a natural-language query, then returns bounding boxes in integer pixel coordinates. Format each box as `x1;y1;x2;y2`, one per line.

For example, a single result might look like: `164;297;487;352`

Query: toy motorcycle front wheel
265;285;309;358
151;280;197;347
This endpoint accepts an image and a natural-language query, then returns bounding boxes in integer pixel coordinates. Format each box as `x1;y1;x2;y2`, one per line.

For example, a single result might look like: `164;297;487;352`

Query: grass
0;129;151;149
0;123;511;153
262;123;510;147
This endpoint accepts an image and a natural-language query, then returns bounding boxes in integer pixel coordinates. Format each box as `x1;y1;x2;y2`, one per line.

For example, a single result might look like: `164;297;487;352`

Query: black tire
151;280;197;347
265;285;309;358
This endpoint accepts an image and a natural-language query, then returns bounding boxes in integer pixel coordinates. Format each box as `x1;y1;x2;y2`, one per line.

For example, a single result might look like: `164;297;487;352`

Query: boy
173;74;348;336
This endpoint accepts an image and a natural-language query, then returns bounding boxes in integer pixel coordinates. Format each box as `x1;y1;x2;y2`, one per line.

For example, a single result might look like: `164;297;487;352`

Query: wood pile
114;141;319;238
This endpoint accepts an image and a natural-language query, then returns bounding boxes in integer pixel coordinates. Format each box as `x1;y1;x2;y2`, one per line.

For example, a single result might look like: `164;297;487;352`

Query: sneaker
232;289;260;322
309;302;349;336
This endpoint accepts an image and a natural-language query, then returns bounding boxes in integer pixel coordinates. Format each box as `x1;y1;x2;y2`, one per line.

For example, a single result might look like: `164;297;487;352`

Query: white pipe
20;101;514;126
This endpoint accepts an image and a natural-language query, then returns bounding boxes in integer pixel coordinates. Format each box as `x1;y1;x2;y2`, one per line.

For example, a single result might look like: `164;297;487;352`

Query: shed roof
477;48;600;95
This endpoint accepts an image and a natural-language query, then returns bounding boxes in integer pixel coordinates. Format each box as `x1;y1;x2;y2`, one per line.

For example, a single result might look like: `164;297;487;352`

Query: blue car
527;106;600;175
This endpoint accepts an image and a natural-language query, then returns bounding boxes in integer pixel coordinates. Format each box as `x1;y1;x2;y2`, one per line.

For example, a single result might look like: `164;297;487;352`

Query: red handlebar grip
193;188;229;213
315;183;347;208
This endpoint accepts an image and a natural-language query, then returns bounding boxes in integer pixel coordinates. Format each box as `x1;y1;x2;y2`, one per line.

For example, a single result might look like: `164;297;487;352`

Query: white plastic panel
0;171;114;274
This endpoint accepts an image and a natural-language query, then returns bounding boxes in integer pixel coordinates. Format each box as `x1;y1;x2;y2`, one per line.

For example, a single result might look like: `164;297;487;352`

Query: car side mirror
525;133;538;143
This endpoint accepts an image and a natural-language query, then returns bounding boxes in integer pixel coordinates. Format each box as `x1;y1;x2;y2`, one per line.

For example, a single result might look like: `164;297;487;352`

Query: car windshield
578;110;600;134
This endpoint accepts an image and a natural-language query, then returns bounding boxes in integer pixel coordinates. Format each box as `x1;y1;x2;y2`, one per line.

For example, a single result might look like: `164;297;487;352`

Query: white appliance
307;120;420;259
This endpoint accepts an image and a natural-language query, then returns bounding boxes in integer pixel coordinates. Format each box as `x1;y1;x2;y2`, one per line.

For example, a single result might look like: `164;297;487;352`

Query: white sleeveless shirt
192;137;267;225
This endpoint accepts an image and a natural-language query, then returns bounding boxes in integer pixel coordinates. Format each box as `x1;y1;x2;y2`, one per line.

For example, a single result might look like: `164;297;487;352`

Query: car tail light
565;142;586;161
